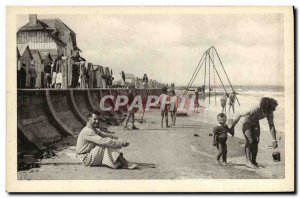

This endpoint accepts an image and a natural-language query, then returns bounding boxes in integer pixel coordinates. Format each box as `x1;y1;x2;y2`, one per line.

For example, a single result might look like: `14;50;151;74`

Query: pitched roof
18;20;66;47
17;44;33;59
39;18;75;34
30;50;43;61
39;18;80;50
17;47;21;58
40;51;53;62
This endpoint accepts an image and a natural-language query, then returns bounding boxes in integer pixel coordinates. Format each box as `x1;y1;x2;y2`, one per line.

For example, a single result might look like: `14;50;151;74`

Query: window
29;32;36;37
44;32;50;42
17;34;22;44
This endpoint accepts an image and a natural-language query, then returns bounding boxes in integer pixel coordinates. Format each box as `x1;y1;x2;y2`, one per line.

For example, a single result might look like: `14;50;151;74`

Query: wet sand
17;110;284;180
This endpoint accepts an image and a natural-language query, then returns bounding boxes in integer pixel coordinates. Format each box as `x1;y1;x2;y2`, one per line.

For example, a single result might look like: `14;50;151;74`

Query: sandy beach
17;108;284;180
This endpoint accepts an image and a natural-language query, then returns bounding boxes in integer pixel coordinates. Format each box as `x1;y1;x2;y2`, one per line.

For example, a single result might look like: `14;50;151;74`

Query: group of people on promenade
44;51;93;89
75;85;279;171
120;71;159;89
18;51;91;89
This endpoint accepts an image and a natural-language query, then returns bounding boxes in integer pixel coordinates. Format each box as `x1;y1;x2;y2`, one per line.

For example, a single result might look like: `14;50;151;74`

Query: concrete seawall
17;88;162;150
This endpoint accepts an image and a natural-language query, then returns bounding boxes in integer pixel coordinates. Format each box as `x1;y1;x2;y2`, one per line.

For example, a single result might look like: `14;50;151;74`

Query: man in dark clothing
71;51;85;88
142;74;148;83
121;71;126;85
142;74;149;88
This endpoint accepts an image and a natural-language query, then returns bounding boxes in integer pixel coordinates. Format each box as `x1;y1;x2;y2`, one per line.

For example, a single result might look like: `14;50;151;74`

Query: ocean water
177;86;285;139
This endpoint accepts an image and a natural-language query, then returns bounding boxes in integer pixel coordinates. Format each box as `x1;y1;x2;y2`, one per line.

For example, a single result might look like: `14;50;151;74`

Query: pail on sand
272;151;281;162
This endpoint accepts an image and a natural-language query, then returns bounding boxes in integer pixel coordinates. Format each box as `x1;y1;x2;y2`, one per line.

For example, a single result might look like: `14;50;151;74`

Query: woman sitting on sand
237;97;278;169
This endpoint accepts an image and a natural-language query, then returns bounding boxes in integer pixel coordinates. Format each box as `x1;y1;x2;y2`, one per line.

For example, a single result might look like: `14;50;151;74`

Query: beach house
30;50;44;88
17;44;33;88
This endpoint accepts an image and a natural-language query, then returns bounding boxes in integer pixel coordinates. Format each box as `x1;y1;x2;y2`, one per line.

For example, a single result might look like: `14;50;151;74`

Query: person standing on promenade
55;55;63;89
76;110;138;169
19;64;27;88
121;71;126;86
71;51;85;88
237;97;278;169
123;86;139;130
142;74;148;88
44;62;52;88
51;61;57;88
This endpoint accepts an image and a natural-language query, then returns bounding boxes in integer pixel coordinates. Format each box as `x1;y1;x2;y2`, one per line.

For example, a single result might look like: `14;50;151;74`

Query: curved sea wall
17;88;162;150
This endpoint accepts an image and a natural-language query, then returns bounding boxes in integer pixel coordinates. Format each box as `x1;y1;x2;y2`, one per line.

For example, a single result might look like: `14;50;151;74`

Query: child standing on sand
213;113;240;165
159;86;170;128
169;89;177;126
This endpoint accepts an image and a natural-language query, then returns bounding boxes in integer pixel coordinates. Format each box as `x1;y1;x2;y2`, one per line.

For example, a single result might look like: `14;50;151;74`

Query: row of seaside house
17;14;165;89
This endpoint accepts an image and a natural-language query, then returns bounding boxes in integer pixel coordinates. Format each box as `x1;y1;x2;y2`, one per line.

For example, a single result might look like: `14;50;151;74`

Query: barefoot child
159;86;170;128
213;113;240;165
169;89;177;126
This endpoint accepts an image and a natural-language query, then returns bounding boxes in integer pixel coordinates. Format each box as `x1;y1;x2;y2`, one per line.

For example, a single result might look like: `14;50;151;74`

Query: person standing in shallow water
221;93;229;113
236;97;278;169
194;88;200;113
228;92;237;113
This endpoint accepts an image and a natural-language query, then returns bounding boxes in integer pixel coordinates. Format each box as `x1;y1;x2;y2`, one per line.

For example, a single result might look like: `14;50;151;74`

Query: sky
17;13;284;86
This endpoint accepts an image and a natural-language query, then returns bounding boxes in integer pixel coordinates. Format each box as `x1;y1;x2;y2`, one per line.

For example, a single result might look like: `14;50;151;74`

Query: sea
177;85;285;140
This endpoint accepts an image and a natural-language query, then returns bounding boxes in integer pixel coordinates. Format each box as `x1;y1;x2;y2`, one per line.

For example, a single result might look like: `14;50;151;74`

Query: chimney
29;14;37;26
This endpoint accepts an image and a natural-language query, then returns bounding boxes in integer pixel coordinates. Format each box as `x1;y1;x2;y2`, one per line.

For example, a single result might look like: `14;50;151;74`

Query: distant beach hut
87;63;93;88
17;44;33;88
104;67;110;76
148;79;153;88
135;77;142;88
93;65;106;88
124;73;136;87
30;50;44;88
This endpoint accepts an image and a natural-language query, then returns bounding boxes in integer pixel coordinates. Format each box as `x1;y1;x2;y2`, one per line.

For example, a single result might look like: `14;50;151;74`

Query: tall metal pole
184;51;206;96
213;50;216;105
185;53;206;96
203;52;207;102
207;52;228;94
212;46;240;106
208;50;211;104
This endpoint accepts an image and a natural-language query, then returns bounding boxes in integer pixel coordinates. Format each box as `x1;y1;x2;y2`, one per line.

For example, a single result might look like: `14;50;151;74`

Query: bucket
272;151;281;162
